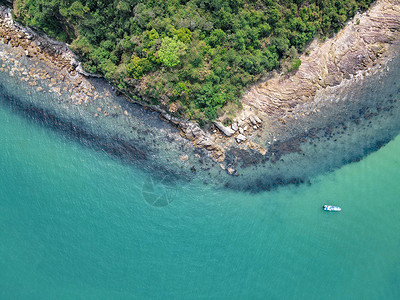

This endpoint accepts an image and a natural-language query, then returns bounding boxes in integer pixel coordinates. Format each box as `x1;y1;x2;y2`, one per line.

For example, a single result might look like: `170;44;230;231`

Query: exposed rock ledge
242;0;400;117
201;0;400;169
1;0;400;176
207;0;400;170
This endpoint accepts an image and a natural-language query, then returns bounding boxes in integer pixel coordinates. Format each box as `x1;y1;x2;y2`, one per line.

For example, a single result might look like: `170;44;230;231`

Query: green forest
14;0;373;123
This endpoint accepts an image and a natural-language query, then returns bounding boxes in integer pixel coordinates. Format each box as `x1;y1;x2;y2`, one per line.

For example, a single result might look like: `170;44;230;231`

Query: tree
157;36;187;67
60;1;89;23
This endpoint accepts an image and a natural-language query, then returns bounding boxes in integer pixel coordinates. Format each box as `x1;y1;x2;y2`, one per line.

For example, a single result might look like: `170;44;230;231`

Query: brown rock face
242;0;400;116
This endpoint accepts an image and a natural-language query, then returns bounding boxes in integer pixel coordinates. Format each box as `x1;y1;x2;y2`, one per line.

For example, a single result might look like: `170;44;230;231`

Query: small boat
323;205;341;211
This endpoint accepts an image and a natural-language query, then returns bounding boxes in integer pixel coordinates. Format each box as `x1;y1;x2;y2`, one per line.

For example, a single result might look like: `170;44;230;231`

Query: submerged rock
227;167;235;175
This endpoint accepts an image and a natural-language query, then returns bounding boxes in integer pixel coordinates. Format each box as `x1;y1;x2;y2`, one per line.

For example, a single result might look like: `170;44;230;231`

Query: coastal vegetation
13;0;373;123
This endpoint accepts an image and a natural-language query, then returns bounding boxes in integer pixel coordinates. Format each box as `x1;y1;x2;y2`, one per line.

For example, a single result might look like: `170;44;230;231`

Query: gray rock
236;134;247;143
249;115;257;125
253;115;262;123
213;121;235;137
231;122;238;131
227;167;235;175
184;124;203;140
181;123;214;148
161;113;171;121
196;136;214;147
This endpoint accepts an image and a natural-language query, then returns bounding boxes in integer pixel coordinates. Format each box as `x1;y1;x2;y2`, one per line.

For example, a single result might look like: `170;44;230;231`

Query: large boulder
236;134;247;143
213;121;235;137
231;122;238;131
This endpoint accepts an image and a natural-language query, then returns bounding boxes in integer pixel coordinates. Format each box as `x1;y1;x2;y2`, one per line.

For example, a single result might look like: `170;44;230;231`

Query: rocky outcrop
236;134;247;143
213;121;235;137
0;6;229;163
205;0;400;168
2;0;400;177
242;0;400;116
180;122;213;147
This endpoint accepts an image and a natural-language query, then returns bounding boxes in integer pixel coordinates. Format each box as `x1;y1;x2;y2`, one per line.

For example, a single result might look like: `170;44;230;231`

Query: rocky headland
220;0;400;154
187;0;400;175
243;0;400;116
1;0;400;190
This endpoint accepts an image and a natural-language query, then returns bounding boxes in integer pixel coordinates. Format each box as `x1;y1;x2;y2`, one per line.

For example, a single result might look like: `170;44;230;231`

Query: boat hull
323;205;342;211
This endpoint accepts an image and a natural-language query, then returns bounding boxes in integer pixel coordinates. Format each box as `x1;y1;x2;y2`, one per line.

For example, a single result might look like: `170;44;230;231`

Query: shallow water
1;89;400;299
2;39;400;190
1;35;400;298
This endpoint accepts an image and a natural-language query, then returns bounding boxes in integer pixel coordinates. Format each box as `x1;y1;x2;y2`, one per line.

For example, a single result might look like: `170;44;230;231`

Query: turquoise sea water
1;83;400;299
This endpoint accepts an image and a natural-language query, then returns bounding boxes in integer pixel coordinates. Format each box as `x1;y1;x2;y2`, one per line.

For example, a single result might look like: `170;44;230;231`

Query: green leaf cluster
158;37;187;67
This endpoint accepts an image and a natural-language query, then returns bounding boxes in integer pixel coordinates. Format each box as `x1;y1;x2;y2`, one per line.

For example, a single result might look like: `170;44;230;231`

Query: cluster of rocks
0;7;107;109
213;114;263;144
0;14;74;72
179;122;225;161
219;163;238;176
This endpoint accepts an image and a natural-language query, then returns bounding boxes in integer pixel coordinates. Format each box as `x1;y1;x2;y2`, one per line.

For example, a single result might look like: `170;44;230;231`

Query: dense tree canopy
14;0;373;122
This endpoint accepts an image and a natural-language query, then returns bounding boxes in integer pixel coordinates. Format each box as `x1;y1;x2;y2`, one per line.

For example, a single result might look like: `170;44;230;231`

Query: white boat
323;205;341;211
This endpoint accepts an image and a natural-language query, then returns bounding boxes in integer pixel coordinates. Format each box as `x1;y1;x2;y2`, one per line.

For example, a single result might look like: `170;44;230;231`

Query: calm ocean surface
1;83;400;299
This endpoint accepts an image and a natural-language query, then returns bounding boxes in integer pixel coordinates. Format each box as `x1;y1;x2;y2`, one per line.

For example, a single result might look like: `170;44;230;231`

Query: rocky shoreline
243;0;400;117
238;0;400;145
181;0;400;171
197;0;400;173
243;0;400;114
0;5;271;173
1;1;400;190
0;6;224;158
